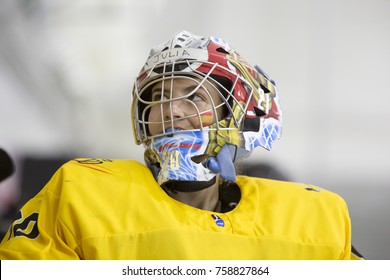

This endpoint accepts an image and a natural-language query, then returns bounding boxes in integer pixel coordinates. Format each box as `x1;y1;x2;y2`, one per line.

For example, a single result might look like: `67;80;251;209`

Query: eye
187;92;207;103
151;91;168;101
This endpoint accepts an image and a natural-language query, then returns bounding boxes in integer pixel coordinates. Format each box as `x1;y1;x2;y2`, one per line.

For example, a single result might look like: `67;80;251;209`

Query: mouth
165;127;184;134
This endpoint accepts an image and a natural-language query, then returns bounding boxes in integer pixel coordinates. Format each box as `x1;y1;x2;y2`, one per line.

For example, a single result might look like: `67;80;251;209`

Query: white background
1;260;390;279
0;0;389;259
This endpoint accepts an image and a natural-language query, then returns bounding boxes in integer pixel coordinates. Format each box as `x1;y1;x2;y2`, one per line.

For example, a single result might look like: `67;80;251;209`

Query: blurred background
0;0;389;259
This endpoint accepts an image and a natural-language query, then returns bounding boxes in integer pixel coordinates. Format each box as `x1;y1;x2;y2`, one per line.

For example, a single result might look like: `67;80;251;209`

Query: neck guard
161;176;217;193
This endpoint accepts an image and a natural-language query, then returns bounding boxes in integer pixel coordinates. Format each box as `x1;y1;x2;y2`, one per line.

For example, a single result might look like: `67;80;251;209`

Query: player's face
147;77;225;136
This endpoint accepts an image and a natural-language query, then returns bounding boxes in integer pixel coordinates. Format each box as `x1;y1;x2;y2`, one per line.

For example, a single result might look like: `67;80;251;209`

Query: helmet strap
205;144;239;183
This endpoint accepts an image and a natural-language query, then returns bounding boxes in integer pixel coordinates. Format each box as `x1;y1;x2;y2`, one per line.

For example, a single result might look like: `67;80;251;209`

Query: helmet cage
132;58;255;154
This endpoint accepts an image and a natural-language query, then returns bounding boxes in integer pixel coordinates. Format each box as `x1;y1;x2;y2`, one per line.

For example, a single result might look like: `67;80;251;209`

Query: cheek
147;106;162;135
193;110;214;128
148;105;161;122
201;111;215;126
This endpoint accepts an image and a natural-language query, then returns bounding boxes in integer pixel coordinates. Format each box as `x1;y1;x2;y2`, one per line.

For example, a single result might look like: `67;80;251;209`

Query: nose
164;99;186;121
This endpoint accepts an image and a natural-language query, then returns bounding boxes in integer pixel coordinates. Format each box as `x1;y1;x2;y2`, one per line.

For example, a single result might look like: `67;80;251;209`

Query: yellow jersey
0;159;358;259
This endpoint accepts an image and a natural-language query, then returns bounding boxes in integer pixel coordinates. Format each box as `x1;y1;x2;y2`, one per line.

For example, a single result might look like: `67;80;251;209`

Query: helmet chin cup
144;130;216;188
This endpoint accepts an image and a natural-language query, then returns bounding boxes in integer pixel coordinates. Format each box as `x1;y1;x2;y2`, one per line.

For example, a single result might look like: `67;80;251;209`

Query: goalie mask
131;31;282;192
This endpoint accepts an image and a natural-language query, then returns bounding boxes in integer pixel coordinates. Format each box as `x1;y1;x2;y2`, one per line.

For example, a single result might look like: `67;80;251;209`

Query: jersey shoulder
58;158;152;181
43;158;154;197
61;158;149;174
236;175;348;215
238;175;345;200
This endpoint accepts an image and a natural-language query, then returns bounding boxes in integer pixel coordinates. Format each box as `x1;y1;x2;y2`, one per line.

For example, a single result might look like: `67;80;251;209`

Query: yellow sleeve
0;162;80;260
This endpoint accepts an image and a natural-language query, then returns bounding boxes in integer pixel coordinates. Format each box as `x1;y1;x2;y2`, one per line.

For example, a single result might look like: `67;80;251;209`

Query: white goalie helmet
131;31;282;191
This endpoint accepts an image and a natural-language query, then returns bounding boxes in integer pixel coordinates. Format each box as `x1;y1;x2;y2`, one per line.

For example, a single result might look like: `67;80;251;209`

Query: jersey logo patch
297;183;321;192
211;214;225;227
305;185;321;192
74;158;112;164
7;211;40;240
